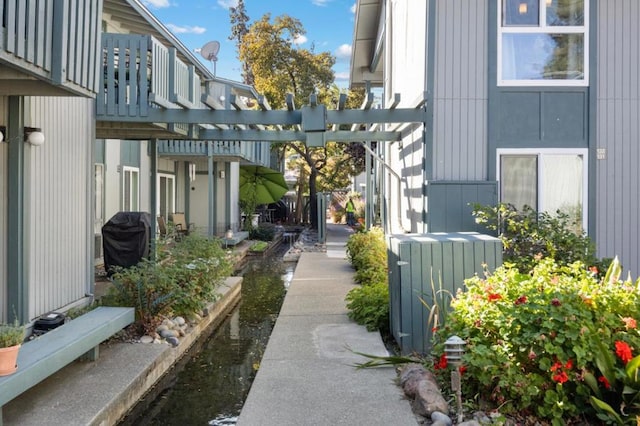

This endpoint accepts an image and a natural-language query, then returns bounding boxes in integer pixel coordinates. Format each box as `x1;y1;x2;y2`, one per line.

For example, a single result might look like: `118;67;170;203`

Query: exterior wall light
24;127;45;146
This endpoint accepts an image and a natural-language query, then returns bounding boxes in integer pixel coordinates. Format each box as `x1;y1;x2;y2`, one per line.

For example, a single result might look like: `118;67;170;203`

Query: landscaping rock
156;324;169;332
399;364;438;397
139;335;154;344
413;379;449;416
431;410;453;426
159;329;179;339
166;336;180;347
174;316;186;326
458;421;481;426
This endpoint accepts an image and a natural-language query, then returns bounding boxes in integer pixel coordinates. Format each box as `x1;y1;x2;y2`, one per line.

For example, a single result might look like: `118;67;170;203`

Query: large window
122;166;140;211
498;0;588;86
497;149;588;231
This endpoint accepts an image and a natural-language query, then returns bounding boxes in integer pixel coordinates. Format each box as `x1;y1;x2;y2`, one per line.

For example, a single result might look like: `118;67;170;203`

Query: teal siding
388;232;502;354
95;139;105;163
120;140;140;167
427;181;498;233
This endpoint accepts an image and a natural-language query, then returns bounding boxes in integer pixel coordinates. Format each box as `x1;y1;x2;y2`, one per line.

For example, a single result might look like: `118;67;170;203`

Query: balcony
96;33;204;139
0;0;102;97
157;140;272;167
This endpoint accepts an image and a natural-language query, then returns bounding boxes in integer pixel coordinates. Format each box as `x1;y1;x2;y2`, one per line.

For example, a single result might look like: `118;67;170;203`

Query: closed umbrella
239;165;288;206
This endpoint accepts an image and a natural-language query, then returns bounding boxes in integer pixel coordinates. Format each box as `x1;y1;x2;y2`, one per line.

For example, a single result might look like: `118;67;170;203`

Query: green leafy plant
0;320;24;347
249;224;275;242
105;234;231;334
250;241;269;252
437;257;640;422
472;203;607;274
345;227;389;332
345;281;389;333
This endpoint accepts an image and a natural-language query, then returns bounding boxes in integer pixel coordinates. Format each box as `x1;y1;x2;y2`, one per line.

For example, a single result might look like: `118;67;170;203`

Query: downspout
422;0;436;233
149;139;158;254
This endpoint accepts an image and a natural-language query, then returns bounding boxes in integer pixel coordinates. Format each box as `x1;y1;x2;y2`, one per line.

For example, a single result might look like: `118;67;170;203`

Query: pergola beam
198;129;401;142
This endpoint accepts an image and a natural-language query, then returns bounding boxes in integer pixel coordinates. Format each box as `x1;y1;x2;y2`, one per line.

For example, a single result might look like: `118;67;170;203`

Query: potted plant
0;320;25;376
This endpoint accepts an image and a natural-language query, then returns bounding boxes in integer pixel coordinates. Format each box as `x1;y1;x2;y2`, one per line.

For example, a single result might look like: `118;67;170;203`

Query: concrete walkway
237;223;417;425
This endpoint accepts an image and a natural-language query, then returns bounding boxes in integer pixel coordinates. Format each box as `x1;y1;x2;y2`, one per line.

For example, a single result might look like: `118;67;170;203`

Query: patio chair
170;212;190;239
157;215;168;238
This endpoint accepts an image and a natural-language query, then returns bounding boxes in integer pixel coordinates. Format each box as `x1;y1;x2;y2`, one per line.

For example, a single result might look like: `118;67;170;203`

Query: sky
141;0;357;86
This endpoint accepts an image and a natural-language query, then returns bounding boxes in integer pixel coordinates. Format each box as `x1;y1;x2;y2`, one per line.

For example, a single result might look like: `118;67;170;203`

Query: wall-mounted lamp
0;126;6;143
24;127;45;146
219;95;226;103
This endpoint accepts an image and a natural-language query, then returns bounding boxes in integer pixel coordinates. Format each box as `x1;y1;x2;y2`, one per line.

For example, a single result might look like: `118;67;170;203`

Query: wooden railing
158;140;271;166
97;33;205;121
0;0;102;96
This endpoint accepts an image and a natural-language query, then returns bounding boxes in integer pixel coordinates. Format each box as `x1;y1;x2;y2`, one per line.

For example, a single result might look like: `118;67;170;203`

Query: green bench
0;306;134;425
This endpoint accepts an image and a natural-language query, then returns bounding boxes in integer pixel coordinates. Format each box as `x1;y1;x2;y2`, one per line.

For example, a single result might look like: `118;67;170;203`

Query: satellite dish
200;41;220;61
199;41;220;76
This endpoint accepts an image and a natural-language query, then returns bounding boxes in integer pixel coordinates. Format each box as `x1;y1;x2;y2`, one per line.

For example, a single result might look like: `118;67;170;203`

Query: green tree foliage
228;0;254;85
236;14;366;227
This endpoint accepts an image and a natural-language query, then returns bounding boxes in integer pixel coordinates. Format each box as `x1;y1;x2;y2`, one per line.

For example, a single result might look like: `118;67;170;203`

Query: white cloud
350;3;356;13
335;44;352;59
217;0;239;8
166;24;207;35
293;34;308;45
334;71;350;80
311;0;331;6
142;0;171;8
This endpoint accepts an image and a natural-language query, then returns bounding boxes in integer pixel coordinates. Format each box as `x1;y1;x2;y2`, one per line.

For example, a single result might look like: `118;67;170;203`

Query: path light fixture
445;335;466;423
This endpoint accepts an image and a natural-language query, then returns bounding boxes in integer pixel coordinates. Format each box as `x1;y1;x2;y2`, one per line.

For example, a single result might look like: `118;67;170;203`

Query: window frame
122;166;140;212
156;173;176;220
497;0;589;87
496;148;589;231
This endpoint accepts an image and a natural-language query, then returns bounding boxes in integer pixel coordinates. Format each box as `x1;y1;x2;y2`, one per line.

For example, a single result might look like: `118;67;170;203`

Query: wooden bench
222;230;249;246
0;306;134;424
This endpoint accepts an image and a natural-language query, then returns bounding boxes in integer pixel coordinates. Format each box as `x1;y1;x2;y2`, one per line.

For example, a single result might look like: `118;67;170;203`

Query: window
122;166;139;211
498;0;588;86
497;149;588;231
157;173;176;220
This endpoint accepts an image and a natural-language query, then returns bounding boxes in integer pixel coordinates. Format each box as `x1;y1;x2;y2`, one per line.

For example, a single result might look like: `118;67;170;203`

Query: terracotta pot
0;344;20;376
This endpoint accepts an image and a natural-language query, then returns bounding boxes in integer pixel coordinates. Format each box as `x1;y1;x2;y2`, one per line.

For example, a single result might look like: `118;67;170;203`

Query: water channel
121;248;294;426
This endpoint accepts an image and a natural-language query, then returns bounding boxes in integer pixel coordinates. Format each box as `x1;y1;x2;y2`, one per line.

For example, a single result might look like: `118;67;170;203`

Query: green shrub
105;233;231;333
472;203;608;274
249;225;275;242
345;281;389;333
345;227;389;332
0;320;24;347
435;257;640;422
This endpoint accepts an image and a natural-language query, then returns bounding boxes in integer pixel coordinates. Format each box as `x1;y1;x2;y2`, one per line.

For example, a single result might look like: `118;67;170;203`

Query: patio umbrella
239;165;288;205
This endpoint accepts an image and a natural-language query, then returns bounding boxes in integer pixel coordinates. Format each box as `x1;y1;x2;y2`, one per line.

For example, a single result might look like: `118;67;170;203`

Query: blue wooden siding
0;0;102;96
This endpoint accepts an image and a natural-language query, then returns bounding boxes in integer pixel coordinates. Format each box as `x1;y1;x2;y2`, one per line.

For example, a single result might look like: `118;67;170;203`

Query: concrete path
237;223;417;426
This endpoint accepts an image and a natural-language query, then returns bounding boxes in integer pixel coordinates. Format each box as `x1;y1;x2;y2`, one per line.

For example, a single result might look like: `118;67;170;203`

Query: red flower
458;365;467;375
589;266;599;275
598;375;611;389
615;341;633;364
550;361;563;372
431;327;438;333
488;293;502;302
551;298;562;306
514;295;527;305
434;354;448;370
552;372;569;384
564;359;573;370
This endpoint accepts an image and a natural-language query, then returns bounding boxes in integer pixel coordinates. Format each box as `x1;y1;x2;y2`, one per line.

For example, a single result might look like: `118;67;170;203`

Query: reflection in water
127;254;292;426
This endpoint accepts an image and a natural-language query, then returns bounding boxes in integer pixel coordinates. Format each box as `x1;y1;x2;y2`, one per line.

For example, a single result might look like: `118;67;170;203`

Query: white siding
595;0;640;274
27;97;93;319
432;0;488;180
139;140;151;213
104;139;121;223
0;97;7;321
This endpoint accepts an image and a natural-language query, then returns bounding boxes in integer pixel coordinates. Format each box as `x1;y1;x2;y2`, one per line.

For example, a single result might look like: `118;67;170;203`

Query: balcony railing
158;140;271;167
0;0;102;96
97;33;204;126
